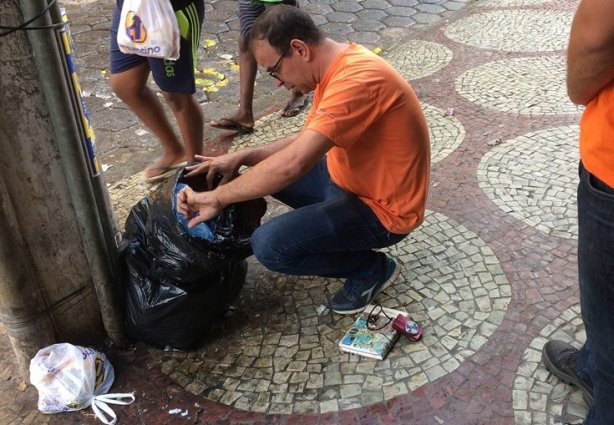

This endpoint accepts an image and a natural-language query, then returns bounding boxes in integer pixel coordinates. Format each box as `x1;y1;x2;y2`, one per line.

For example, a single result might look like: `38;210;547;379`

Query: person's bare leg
163;92;203;163
110;64;186;177
210;35;256;131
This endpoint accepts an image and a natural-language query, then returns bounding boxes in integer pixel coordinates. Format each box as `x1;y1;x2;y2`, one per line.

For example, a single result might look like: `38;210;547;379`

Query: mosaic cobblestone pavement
476;0;555;7
444;10;573;52
229;103;465;165
384;40;453;81
456;57;578;116
156;211;510;415
478;126;579;240
0;0;591;424
513;305;587;425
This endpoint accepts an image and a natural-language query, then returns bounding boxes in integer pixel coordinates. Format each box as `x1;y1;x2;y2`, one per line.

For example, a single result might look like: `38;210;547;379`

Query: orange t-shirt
580;79;614;188
304;44;430;234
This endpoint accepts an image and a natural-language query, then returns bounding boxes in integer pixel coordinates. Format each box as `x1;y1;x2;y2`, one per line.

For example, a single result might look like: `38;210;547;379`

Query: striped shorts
238;0;299;37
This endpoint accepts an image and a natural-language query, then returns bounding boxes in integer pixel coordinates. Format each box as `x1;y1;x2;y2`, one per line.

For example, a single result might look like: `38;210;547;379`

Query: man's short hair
249;5;324;55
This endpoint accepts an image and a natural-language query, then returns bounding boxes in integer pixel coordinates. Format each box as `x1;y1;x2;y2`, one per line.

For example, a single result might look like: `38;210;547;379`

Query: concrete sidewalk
0;0;587;424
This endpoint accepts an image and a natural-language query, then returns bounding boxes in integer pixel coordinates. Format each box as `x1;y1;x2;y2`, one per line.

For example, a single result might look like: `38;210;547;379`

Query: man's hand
176;186;225;228
184;153;244;188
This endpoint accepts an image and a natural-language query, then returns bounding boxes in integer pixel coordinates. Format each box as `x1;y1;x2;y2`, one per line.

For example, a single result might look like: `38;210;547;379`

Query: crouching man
178;5;430;314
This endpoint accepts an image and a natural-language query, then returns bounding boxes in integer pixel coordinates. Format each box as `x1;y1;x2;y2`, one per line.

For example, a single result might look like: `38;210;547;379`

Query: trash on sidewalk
315;304;328;316
338;305;409;360
443;107;454;117
30;343;135;425
488;138;502;146
122;169;267;349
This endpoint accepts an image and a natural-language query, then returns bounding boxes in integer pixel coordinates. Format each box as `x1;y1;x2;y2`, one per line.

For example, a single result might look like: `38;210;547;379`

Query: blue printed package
173;183;217;240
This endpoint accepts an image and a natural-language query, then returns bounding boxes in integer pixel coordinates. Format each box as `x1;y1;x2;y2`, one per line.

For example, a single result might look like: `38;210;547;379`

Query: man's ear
290;39;311;61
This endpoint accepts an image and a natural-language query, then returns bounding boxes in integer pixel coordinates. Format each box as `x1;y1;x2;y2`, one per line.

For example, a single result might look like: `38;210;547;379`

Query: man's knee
251;225;292;273
251;226;276;269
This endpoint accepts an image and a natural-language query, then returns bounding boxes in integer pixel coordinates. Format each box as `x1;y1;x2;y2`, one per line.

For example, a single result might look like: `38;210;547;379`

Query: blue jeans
576;162;614;425
251;158;407;283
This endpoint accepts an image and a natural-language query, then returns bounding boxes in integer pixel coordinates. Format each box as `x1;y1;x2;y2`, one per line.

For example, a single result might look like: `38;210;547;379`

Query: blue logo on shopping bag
125;11;147;43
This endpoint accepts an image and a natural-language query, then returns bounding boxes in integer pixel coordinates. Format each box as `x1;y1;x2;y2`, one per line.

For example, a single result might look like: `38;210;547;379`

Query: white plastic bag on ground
117;0;180;60
30;343;135;425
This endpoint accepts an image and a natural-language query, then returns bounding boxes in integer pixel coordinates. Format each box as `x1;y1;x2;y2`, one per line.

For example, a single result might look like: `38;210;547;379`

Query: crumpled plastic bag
117;0;180;60
30;343;135;424
121;169;267;349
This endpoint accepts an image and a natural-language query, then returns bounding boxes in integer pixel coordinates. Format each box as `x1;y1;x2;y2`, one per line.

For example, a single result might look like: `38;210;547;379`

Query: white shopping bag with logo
117;0;180;60
30;343;135;425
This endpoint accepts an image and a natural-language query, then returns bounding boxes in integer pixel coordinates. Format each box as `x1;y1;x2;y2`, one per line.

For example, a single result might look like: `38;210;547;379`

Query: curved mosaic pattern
513;305;587;425
109;173;159;229
478;126;579;240
444;10;572;52
384;40;453;81
456;57;579;115
476;0;554;7
232;103;464;164
423;104;465;164
230;108;306;153
160;210;511;414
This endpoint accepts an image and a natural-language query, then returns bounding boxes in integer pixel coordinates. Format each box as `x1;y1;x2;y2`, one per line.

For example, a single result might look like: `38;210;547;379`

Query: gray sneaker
542;340;594;405
329;256;400;315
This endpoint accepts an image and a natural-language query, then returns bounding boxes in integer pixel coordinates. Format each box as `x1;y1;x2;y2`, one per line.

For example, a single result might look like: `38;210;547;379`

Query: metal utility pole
0;0;126;380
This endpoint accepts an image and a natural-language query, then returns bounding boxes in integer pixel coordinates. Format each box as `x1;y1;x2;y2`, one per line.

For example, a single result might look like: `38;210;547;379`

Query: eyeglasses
267;45;291;81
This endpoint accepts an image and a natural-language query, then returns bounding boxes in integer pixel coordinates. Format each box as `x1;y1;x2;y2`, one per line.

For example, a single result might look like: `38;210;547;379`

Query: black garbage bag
122;169;267;349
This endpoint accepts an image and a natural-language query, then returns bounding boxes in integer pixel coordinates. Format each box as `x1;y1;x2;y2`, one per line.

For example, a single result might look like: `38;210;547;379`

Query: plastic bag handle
91;392;136;425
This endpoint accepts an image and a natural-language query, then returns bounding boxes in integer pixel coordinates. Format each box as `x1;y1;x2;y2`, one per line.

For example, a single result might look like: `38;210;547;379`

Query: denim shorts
109;0;204;94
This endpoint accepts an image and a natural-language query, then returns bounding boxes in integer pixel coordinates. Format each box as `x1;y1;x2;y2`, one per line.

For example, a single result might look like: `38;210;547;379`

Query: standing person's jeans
250;158;407;284
576;161;614;425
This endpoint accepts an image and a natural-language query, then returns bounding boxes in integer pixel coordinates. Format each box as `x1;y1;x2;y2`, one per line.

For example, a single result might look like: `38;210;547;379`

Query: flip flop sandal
143;161;187;183
209;118;254;134
281;96;309;118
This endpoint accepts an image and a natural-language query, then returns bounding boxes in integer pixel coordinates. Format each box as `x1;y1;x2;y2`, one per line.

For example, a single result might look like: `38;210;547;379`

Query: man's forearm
213;130;333;207
242;134;299;166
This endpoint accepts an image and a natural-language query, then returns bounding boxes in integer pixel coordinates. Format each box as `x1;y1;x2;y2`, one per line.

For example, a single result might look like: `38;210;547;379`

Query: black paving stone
415;3;447;13
442;1;467;11
412;12;442;24
356;9;388;21
331;2;364;13
320;22;354;36
327;12;358;23
351;18;387;32
388;6;418;17
302;3;335;15
207;21;231;34
311;15;328;27
361;0;392;11
347;31;382;46
383;16;417;28
389;0;419;5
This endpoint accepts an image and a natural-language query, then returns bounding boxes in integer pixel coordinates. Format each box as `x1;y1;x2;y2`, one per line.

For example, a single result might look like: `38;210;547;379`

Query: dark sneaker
329;256;400;315
542;340;594;405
